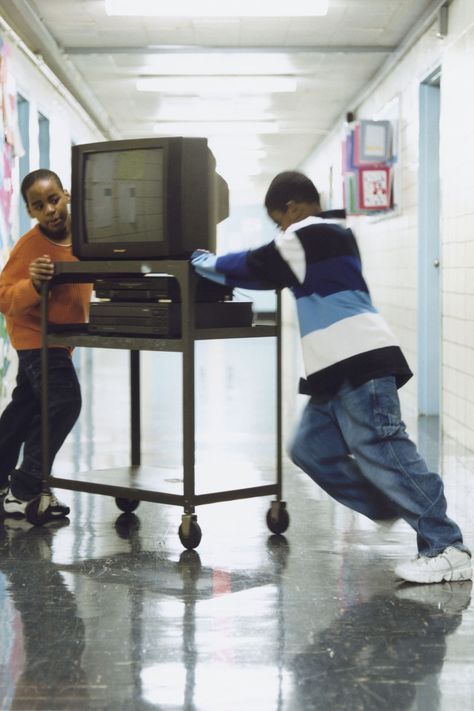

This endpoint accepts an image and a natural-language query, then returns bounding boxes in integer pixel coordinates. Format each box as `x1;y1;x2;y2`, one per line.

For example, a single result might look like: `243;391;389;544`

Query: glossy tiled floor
1;340;473;710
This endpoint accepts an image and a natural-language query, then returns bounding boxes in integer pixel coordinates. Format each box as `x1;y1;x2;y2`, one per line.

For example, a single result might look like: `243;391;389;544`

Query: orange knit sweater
0;225;92;350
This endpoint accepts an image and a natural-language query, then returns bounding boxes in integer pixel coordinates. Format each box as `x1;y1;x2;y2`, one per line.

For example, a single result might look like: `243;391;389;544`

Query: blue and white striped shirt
191;213;412;397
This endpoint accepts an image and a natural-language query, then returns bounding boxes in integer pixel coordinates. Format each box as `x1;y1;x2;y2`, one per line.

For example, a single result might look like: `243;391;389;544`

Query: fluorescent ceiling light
217;155;263;176
216;151;265;170
106;0;328;17
154;121;278;135
209;135;264;152
221;165;262;177
215;146;266;160
155;97;272;121
138;53;294;75
137;76;297;94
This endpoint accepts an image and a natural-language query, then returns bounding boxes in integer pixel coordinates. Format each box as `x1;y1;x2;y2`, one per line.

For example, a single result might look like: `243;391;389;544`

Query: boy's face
268;207;294;233
268;200;313;233
26;178;71;240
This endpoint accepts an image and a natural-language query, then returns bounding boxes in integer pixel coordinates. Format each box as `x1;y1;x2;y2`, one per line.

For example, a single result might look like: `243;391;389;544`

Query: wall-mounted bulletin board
342;96;400;217
0;35;23;397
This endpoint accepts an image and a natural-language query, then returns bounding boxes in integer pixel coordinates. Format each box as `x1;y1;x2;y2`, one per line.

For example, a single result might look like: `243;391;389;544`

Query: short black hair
21;169;64;205
264;171;320;212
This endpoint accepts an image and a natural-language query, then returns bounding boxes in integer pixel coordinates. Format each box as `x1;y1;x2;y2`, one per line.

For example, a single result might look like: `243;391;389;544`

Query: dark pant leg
0;358;40;486
11;349;82;499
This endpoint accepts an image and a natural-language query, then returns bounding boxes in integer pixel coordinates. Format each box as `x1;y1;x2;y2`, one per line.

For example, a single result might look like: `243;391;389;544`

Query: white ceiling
0;0;445;204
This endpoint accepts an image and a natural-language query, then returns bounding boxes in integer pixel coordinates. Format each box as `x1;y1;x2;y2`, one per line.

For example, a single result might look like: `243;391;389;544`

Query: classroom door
418;71;441;416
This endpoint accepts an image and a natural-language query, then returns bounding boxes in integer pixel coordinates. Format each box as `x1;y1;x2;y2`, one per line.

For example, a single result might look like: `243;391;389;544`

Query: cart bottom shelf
48;465;279;507
42;465;288;549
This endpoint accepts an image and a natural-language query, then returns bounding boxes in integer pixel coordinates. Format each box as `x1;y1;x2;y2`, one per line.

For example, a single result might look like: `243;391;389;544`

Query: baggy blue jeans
289;376;468;556
0;348;82;499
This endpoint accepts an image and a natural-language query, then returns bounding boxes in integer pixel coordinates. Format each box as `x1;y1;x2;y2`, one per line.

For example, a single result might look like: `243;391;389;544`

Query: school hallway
1;339;473;711
2;0;474;709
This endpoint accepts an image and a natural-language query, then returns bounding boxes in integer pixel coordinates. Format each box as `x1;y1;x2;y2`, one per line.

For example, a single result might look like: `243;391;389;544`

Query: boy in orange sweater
0;169;91;521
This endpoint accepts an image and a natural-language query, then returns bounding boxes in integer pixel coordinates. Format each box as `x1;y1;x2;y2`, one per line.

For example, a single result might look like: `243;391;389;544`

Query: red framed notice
358;166;391;210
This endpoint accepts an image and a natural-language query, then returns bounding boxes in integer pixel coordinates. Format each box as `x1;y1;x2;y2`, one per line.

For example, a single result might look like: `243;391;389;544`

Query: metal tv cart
33;259;289;548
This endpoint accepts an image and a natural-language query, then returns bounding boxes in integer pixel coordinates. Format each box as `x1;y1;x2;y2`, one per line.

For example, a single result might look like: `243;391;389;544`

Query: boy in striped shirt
192;170;471;584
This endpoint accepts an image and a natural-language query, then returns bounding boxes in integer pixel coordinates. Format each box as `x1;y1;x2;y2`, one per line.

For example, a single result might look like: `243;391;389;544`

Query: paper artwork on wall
0;35;23;397
341;118;395;215
359;167;392;209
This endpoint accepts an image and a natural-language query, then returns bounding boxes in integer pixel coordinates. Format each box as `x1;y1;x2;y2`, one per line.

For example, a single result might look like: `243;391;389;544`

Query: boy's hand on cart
191;249;210;259
29;255;54;292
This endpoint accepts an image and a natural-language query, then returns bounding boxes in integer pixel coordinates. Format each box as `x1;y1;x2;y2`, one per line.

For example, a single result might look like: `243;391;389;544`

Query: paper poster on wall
0;39;20;252
342;108;398;216
358;120;391;163
358;167;392;210
0;35;22;399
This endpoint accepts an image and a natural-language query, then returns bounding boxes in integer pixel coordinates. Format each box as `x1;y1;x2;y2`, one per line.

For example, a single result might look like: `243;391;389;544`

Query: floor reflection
0;520;87;710
290;583;472;711
59;516;290;711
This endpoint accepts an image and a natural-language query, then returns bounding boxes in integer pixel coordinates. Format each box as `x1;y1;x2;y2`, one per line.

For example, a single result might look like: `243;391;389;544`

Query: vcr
88;301;253;337
93;276;232;302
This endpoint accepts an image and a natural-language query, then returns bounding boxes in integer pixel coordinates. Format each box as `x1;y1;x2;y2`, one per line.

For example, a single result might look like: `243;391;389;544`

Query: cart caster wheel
25;493;55;526
115;497;140;513
266;501;289;535
179;514;202;550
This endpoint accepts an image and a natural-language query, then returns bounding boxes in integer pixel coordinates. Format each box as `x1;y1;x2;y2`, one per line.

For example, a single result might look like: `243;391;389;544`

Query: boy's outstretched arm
191;249;271;290
191;242;298;291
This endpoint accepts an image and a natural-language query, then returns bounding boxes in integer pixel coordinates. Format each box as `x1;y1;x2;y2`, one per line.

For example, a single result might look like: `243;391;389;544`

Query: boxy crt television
71;136;229;260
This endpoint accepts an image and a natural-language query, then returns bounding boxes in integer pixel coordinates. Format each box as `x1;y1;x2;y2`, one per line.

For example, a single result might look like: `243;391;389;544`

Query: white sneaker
3;489;70;519
395;547;473;584
3;489;29;516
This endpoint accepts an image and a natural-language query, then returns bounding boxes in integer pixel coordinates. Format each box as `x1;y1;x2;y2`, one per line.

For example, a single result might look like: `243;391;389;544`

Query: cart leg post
40;281;50;492
27;281;54;526
178;264;201;549
130;350;141;466
276;289;283;501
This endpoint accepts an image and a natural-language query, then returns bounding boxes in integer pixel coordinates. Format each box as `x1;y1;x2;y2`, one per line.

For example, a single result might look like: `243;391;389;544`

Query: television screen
83;147;165;245
71;137;228;260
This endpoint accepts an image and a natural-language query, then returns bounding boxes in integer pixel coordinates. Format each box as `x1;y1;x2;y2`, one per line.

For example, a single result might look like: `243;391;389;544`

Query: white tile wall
301;0;474;451
441;1;474;448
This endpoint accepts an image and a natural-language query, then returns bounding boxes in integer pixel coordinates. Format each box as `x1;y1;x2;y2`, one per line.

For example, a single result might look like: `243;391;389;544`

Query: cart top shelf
52;258;197;283
47;259;279;348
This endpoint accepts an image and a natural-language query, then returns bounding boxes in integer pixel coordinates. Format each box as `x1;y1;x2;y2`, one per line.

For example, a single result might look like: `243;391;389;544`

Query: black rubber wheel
178;520;202;550
266;505;290;535
115;497;140;513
